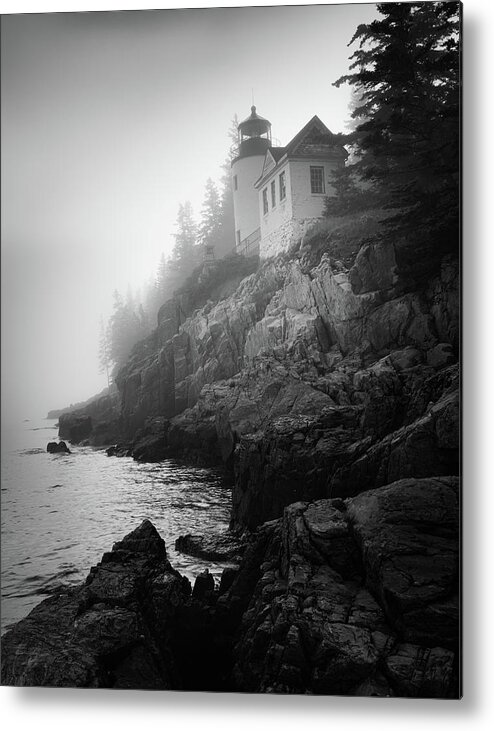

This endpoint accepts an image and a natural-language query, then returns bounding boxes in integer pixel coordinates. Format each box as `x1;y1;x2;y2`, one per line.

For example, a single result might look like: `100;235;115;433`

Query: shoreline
2;477;460;697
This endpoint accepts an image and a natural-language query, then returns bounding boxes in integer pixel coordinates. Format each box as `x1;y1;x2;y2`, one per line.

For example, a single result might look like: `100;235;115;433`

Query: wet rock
175;532;245;562
131;417;170;462
222;476;459;697
106;443;132;457
1;520;189;688
1;477;459;697
47;441;71;454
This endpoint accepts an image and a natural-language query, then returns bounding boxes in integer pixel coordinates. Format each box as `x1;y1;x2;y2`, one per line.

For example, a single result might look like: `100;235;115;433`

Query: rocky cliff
58;390;121;446
114;228;459;530
29;221;460;695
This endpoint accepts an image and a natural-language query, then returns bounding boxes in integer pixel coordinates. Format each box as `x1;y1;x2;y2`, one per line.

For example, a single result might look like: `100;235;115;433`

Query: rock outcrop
1;520;190;688
58;391;121;446
175;531;245;562
47;441;71;454
220;476;459;697
113;246;458;509
2;478;460;696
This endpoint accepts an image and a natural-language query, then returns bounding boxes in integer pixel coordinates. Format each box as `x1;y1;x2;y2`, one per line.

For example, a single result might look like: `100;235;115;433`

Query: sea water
1;417;234;634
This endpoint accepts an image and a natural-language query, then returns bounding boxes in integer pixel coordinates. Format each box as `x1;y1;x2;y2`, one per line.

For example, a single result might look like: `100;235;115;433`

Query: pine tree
109;287;149;374
215;114;239;256
331;2;460;239
170;201;198;279
198;178;222;252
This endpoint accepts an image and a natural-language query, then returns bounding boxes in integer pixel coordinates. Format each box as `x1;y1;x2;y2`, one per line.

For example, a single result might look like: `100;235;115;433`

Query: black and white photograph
1;0;462;703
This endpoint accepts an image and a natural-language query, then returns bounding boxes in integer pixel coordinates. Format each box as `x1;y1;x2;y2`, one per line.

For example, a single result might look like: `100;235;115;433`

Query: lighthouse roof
238;106;271;137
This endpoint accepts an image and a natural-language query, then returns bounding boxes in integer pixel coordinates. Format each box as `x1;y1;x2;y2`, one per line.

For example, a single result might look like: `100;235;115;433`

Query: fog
1;3;378;422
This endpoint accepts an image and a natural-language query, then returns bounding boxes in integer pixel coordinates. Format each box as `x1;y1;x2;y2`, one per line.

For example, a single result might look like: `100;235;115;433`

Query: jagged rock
1;520;190;688
113;247;459;540
230;357;459;529
131;417;170;462
58;393;120;446
348;240;399;294
219;567;239;595
192;569;215;600
1;478;459;697
221;476;459;697
47;441;71;454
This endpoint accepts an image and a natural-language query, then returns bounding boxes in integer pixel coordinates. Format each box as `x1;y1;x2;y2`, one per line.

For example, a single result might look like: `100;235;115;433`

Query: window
236;230;241;246
310;166;325;194
279;171;286;201
233;175;238;191
262;188;268;215
271;180;276;208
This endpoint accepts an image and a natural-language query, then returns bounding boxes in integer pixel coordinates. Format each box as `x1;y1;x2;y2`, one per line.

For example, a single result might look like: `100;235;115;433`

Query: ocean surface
1;417;234;635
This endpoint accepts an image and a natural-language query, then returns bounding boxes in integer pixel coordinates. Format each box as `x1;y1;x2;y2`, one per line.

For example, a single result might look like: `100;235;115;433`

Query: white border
2;0;493;728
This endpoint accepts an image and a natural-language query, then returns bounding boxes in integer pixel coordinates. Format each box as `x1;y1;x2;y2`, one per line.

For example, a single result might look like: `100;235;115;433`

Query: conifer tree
329;2;460;240
170;201;198;278
109;287;149;374
198;178;222;251
215;114;239;256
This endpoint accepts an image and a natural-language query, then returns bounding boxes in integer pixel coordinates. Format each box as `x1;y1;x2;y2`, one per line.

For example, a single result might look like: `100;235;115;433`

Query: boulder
175;532;245;562
47;441;71;454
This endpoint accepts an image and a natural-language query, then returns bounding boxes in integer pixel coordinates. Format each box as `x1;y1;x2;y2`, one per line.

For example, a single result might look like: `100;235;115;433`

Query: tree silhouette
199;178;222;252
170;201;198;276
329;1;460;241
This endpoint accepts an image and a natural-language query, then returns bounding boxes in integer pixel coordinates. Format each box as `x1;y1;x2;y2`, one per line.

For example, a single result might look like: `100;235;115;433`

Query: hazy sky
1;2;378;421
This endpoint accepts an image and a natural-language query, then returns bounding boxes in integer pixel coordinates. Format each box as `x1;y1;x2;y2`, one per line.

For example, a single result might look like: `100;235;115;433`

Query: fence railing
237;228;261;257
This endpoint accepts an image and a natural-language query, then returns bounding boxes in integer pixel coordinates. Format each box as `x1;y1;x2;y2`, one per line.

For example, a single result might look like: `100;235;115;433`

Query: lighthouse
231;106;272;257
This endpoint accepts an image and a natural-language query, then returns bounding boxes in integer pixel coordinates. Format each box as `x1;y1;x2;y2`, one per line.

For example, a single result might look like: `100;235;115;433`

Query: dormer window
310;166;325;194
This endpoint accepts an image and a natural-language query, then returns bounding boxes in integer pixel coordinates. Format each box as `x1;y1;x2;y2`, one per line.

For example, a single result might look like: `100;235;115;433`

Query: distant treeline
98;116;240;385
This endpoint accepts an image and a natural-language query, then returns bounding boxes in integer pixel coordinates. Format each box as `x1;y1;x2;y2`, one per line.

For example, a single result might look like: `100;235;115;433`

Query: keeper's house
231;106;347;259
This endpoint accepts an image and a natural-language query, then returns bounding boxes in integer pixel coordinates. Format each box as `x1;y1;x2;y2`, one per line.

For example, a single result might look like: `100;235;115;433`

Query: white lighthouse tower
232;106;272;256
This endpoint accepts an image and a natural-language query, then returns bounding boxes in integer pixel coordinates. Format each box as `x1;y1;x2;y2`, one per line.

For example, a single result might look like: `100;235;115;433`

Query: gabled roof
254;116;347;189
259;147;287;180
284;115;347;159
